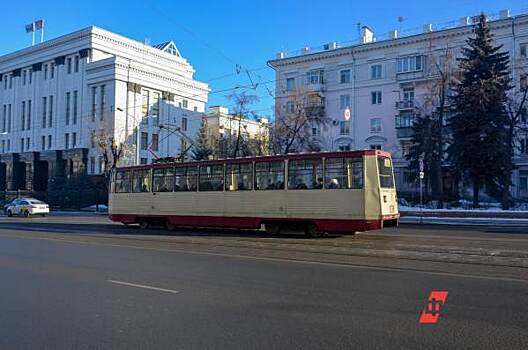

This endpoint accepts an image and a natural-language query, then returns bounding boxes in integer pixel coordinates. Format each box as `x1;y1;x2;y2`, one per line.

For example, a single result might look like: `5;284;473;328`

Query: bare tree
271;87;329;154
95;130;131;186
227;91;259;158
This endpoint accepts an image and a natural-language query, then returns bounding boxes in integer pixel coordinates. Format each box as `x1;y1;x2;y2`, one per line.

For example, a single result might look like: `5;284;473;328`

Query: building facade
0;26;208;199
269;9;528;199
205;106;270;158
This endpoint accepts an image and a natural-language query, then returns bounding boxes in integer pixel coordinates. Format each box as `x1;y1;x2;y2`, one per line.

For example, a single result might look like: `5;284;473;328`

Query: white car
6;198;49;217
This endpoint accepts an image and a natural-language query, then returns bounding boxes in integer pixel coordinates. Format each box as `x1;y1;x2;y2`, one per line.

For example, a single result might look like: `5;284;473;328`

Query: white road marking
106;279;179;294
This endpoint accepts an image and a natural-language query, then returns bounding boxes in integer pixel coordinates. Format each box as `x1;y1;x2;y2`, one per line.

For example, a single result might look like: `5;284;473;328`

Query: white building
269;9;528;199
0;26;208;194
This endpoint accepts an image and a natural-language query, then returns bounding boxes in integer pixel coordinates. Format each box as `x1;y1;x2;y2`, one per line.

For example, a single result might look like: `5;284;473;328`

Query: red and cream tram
109;150;399;237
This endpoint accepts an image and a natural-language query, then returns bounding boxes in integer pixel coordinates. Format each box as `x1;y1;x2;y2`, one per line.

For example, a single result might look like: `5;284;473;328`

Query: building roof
152;41;182;57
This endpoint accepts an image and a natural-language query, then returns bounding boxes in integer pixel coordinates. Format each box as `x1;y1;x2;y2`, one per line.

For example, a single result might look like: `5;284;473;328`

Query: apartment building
268;9;528;199
0;26;209;195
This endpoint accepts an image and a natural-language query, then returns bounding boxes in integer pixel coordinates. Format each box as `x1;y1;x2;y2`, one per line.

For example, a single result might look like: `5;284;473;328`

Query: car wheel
7;210;12;217
139;220;149;229
41;214;47;217
23;210;30;218
265;223;281;235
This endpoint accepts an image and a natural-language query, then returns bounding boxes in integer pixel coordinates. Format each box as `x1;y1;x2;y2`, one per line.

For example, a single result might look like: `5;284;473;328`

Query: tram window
174;166;198;191
152;167;174;192
133;169;151;192
226;163;253;191
378;156;395;188
288;159;323;190
199;165;224;191
255;161;285;190
115;170;132;193
325;157;363;189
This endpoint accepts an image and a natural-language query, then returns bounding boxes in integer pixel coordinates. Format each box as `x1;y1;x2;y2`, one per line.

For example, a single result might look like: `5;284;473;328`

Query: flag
25;23;34;33
34;20;44;30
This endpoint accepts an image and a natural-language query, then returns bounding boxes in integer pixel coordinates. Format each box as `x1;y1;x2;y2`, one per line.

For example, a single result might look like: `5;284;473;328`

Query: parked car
3;199;17;214
6;198;49;217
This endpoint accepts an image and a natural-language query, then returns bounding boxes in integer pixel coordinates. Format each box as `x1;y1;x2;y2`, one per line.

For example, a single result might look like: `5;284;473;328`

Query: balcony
396;127;414;138
396;70;425;82
305;104;325;118
395;100;415;110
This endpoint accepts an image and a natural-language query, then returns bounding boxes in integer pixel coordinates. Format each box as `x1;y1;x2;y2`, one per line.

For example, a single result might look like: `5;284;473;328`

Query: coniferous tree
406;114;441;198
448;14;511;208
192;118;213;160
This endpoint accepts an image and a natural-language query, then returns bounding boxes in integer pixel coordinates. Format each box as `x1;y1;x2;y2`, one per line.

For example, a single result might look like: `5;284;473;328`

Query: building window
74;56;80;73
48;135;52;149
152;92;160;126
100;85;106;120
141;132;148;150
41;136;45;151
182;117;188;131
340;69;351;84
28;69;32;84
65;133;69;149
371;91;382;104
4;75;7;89
182;99;188;109
397;55;423;73
2;105;5;133
285;101;295;113
7;104;11;132
100;156;106;173
9;75;13;89
141;90;150;123
401;141;412;158
49;96;53;128
371;65;382;79
520;171;528;196
22;70;26;85
403;88;415;101
7;139;10;151
44;64;48;80
396;113;415;128
90;156;95;174
306;70;324;85
65;92;71;125
370;118;382;133
27;100;31;130
21;101;25;131
1;140;4;153
72;132;77;148
520;137;527;155
338;144;351;151
521;43;527;59
73;90;78;124
91;132;96;148
42;97;47;128
91;87;97;121
67;57;72;74
339;121;350;135
340;94;351;109
286;77;295;91
26;138;30;151
20;138;24;152
50;63;55;79
151;133;159;151
370;144;382;150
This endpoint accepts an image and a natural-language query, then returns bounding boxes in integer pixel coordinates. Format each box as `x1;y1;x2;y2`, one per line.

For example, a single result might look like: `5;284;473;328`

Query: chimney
499;9;511;19
389;30;398;39
459;16;470;26
361;26;374;44
423;24;433;33
276;51;285;59
323;42;338;50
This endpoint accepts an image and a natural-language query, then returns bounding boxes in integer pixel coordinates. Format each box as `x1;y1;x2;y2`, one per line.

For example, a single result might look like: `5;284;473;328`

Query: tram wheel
304;223;322;238
139;220;149;229
265;223;281;235
165;220;176;231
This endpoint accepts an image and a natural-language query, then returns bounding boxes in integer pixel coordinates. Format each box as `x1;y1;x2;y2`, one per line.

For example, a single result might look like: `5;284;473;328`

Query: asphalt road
0;215;527;349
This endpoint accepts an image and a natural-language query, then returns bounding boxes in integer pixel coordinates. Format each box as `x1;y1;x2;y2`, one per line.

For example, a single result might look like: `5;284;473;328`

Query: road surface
0;215;526;349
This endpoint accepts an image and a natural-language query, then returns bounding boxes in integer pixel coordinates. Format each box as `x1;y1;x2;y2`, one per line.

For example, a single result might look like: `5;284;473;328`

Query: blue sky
1;0;526;116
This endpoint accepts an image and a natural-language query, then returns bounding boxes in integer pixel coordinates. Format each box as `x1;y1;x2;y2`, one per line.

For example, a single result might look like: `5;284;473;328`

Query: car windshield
29;200;44;204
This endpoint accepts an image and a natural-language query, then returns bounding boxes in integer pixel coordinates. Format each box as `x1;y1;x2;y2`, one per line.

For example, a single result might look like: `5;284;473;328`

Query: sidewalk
400;209;528;226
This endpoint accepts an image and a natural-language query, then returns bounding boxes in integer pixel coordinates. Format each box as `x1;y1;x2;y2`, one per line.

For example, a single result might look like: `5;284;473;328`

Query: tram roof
117;150;392;171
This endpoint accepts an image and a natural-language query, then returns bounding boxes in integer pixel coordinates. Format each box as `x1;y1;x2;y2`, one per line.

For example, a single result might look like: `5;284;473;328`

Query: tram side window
226;163;253;191
378;157;395;188
115;170;132;193
288;159;323;190
325;157;363;189
199;165;224;191
133;169;151;192
255;161;285;190
174;166;198;191
153;167;174;192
